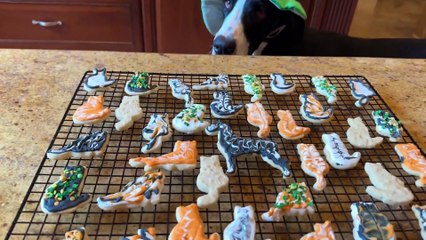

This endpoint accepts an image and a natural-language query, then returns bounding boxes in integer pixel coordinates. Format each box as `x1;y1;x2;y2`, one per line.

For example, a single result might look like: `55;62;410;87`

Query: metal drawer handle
32;20;63;27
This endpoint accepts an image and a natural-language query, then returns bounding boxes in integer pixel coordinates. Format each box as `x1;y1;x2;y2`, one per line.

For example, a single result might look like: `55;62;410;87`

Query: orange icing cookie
395;143;426;187
73;96;111;124
297;144;329;191
129;140;198;171
168;203;220;240
277;110;310;140
245;102;272;138
301;221;336;240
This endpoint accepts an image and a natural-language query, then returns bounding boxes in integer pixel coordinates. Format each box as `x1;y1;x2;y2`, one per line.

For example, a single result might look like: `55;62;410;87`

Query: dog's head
201;0;306;55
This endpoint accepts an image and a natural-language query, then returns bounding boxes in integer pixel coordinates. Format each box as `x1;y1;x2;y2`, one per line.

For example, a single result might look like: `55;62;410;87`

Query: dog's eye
257;9;265;19
225;0;232;9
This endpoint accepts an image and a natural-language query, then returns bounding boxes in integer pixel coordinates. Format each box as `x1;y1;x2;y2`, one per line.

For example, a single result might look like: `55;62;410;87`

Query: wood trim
141;0;156;52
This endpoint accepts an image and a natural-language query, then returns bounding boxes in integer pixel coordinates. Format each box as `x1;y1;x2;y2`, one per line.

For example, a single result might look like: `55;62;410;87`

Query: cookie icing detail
322;133;361;170
193;74;229;90
395;143;426;187
270;73;295;95
311;76;337;104
299;93;333;123
168;78;194;107
121;228;157;240
65;227;89;240
349;79;376;107
372;110;402;142
224;206;256;240
412;205;426;240
242;74;265;102
277;110;310;140
351;202;395;240
142;113;172;154
48;131;108;158
125;72;159;95
297;144;329;191
73;96;111;122
84;68;116;92
300;221;336;240
245;102;272;138
172;104;209;134
210;90;244;118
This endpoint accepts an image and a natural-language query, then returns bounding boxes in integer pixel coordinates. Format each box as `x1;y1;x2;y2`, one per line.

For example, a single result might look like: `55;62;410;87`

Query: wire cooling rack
6;71;426;240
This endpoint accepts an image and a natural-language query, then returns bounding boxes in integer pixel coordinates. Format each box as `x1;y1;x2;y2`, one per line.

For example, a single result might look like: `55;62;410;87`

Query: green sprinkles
372;110;401;137
44;166;85;204
274;182;313;210
176;104;206;125
312;76;336;96
129;72;150;89
242;74;264;96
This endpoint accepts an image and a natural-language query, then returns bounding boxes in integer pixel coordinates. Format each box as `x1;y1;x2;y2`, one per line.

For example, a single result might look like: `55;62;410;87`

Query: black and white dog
201;0;426;58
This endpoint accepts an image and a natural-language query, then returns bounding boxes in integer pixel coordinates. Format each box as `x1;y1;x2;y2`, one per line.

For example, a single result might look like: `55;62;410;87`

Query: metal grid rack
6;71;426;240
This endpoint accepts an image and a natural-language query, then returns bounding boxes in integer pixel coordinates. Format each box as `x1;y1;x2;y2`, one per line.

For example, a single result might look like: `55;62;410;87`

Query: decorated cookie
224;206;256;240
41;166;92;214
169;203;220;240
300;221;335;240
395;143;426;188
121;228;156;240
193;74;229;90
277;110;310;140
65;227;89;240
346;117;383;148
245;102;272;138
349;79;376;107
47;131;109;160
270;73;295;95
141;113;173;154
311;76;337;104
372;110;402;142
322;133;361;170
97;170;165;211
196;155;229;208
115;96;143;131
210;90;244;119
73;96;111;125
412;205;426;240
242;74;265;102
351;202;395;240
205;121;291;178
172;104;210;134
83;68;116;93
299;93;334;124
262;182;314;221
129;140;198;171
364;162;414;206
297;144;329;191
168;78;194;107
125;72;159;96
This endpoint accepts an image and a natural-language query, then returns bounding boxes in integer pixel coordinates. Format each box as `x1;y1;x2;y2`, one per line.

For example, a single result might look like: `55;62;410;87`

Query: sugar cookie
83;68;116;93
346;117;383;148
224;206;256;240
277;110;310;140
300;221;335;240
122;228;157;240
73;96;111;125
205;121;291;178
196;155;229;208
311;76;337;104
210;90;244;119
168;78;194;107
242;74;265;102
129;140;198;171
297;143;329;191
41;166;92;214
65;227;89;240
47;131;109;160
246;102;272;138
372;110;402;142
97;170;165;211
395;143;426;188
364;162;414;206
351;202;395;240
262;182;314;222
412;205;426;240
349;79;376;107
115;96;143;131
299;93;334;124
172;104;210;134
125;72;159;96
141;113;173;154
193;74;229;90
169;203;220;240
270;73;295;95
322;133;361;170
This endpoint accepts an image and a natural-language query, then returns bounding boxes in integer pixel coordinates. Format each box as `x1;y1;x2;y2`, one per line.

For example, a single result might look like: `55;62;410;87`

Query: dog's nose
213;36;236;55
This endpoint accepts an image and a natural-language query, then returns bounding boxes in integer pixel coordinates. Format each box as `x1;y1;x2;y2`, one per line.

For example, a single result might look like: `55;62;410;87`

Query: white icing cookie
349;79;376;107
270;73;295;95
97;170;165;211
242;74;265;102
168;78;194;107
346;117;383;148
297;143;329;191
83;68;116;93
412;205;426;240
311;76;337;104
196;155;229;208
172;104;210;134
299;93;334;124
210;90;244;119
372;110;403;142
115;96;143;131
193;74;229;90
124;72;159;96
141;113;173;154
364;162;414;206
122;228;157;240
322;133;361;170
224;206;256;240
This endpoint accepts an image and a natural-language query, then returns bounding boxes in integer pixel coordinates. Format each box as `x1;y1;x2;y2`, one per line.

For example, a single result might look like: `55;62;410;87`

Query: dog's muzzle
212;36;236;55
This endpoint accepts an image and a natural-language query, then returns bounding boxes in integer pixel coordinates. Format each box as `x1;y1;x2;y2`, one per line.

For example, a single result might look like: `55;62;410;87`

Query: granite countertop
0;49;425;238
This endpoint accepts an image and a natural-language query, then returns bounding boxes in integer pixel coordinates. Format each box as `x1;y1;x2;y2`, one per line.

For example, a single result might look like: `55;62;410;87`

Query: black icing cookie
125;72;159;96
210;90;244;119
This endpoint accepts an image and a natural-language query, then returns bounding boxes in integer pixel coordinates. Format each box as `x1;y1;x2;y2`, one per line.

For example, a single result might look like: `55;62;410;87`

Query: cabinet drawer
0;0;143;51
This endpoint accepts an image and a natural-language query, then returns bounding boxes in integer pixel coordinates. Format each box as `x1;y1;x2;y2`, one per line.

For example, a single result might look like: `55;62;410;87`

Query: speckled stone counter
0;49;425;238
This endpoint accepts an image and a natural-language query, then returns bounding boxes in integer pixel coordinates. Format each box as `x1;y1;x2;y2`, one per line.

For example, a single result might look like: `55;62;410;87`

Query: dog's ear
201;0;225;35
